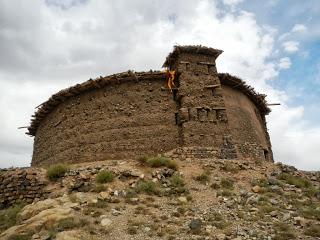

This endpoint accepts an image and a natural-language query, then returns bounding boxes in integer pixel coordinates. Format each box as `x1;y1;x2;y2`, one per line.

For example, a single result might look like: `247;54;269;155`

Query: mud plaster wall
222;85;271;160
32;79;179;166
31;51;272;166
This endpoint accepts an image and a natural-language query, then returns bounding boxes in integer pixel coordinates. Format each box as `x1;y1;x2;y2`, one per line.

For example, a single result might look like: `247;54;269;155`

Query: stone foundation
0;168;48;207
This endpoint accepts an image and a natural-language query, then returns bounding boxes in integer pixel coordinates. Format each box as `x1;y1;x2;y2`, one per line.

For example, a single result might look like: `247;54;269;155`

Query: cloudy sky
0;0;319;170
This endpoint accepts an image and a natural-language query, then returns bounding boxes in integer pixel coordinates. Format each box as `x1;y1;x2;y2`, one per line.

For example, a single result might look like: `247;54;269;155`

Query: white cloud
291;24;307;33
0;0;319;170
282;41;299;53
269;105;320;170
279;24;307;42
278;57;291;69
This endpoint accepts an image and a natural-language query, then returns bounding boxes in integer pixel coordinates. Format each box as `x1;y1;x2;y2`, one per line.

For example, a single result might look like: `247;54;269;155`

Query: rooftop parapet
162;45;223;68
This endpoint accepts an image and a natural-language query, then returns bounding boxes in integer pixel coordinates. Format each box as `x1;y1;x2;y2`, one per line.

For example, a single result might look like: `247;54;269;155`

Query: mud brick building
28;45;273;166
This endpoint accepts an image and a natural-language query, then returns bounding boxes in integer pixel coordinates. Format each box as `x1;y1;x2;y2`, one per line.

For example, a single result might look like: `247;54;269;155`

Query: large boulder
18;198;59;221
0;198;75;240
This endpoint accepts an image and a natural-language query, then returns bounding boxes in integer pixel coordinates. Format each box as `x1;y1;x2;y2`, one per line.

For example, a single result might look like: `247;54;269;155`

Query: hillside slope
1;157;320;240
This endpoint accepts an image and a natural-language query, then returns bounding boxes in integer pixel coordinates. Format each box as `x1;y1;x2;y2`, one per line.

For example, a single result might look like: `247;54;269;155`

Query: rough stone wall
32;79;179;166
0;168;48;207
222;85;272;161
172;53;237;159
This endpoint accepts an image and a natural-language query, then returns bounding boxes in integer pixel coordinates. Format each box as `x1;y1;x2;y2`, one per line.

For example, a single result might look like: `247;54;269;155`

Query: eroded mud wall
222;85;272;161
32;79;179;166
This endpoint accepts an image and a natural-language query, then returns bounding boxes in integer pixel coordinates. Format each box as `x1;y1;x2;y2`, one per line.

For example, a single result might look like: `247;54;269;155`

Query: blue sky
0;0;319;170
240;0;320;124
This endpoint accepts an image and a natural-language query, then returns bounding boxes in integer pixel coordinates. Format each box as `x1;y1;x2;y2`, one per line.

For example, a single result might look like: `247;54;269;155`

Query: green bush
0;203;26;232
47;164;69;181
138;156;178;170
96;170;114;184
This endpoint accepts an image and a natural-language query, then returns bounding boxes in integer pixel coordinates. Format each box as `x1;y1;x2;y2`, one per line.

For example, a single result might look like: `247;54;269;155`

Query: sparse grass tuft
217;190;233;197
220;178;234;190
136;180;162;195
137;155;149;164
194;171;210;184
251;178;269;188
92;184;108;193
55;217;89;231
88;199;108;209
300;206;320;220
96;170;114;184
127;226;138;235
168;174;187;194
213;221;229;229
221;162;240;173
273;222;296;240
305;187;320;198
8;234;32;240
137;156;178;170
47;164;69;181
207;212;229;230
277;173;312;189
169;174;185;188
127;219;145;235
0;203;26;232
304;224;320;237
258;205;277;218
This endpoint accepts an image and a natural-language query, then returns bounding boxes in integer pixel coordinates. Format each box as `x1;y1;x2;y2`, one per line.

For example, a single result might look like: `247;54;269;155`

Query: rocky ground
0;157;320;240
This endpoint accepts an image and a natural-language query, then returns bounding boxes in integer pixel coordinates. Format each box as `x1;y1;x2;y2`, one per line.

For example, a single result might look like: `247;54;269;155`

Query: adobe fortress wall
32;77;179;166
29;46;273;166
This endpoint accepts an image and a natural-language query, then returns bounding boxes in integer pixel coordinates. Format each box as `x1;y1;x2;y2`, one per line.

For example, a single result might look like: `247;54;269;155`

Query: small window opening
263;149;269;161
175;112;179;125
172;88;178;101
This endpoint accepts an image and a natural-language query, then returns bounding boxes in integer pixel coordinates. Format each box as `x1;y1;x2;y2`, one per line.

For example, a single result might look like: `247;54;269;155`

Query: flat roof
163;45;223;67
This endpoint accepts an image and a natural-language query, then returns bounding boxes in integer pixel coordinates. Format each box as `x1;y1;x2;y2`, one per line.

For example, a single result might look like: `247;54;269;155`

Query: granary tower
163;46;237;159
28;45;273;166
